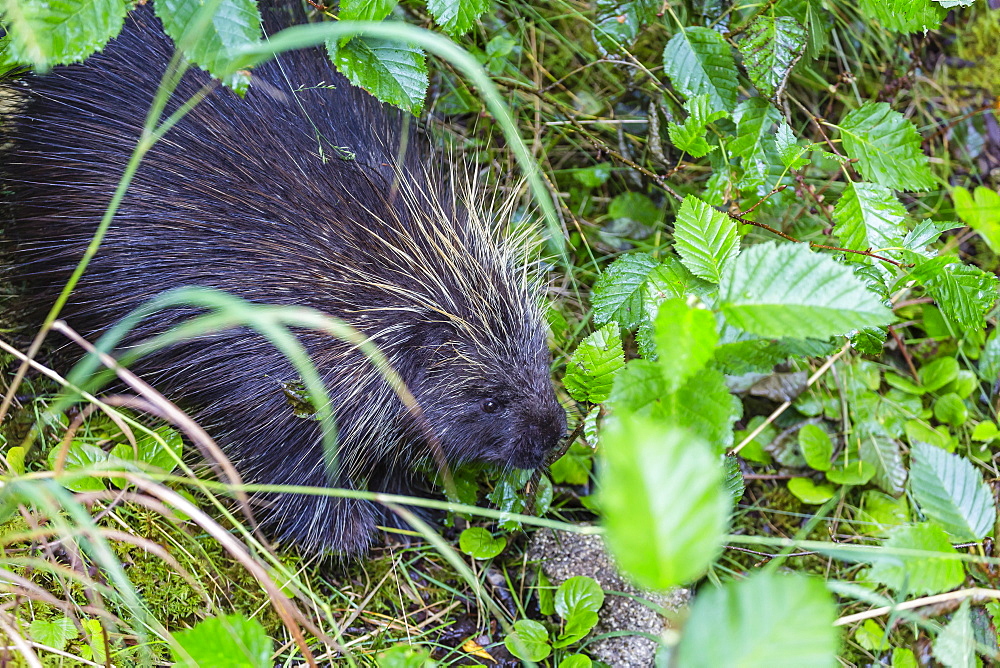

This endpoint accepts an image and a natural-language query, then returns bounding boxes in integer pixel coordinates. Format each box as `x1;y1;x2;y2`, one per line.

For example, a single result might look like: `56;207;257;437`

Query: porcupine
1;3;567;555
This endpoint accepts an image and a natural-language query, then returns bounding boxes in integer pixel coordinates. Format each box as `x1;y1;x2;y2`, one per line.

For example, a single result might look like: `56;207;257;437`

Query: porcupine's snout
510;386;567;469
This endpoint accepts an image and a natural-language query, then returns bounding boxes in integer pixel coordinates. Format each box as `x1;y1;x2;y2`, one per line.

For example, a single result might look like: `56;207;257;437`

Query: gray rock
527;528;690;668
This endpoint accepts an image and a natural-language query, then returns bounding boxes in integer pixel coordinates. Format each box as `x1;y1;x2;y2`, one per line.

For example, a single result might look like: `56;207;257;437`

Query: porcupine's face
410;326;567;470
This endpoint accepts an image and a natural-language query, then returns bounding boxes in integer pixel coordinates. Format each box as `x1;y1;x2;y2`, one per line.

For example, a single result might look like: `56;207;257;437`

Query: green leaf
135;424;184;472
903;220;962;255
376;645;438;668
833;182;908;260
718;242;895;338
858;489;910;536
609;192;662;226
592;253;681;330
555;576;605;618
563;324;625;403
427;0;489;36
0;0;128;67
673;195;739;283
857;425;907;496
952;185;1000;254
4;445;25;475
662;26;738;112
559;655;592;668
799;424;833;471
573;163;612;188
328;36;428;114
914;261;999;330
505;620;551;662
932;601;975;668
910;441;996;540
933;393;968;426
459;527;506;559
610;362;739;452
850;326;887;355
738;16;806;99
677;571;838;667
919;356;959;392
28;617;78;652
723;454;746;503
553;577;603;647
156;0;262;93
775;121;809;169
972;421;999;442
787;477;836;504
340;0;397;21
592;0;658;54
730;98;781;162
858;0;947;33
838;102;935;191
653;299;718;393
867;523;965;595
172;614;273;668
825;460;876;486
550;443;593;485
599;418;729;589
554;610;599;648
668;94;728;158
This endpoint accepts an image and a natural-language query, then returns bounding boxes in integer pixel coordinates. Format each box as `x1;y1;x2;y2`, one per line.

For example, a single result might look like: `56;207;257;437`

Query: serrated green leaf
867;523;964;595
723;454;745;503
673;195;739;283
933;600;974;668
730;98;781;161
156;0;261;93
838;102;935;191
910;258;999;330
459;527;506;559
910;441;996;540
340;0;397;21
653;299;718;392
677;571;838;668
668;94;727;158
903;220;962;255
173;614;272;668
610;362;739;453
858;0;946;33
952;185;1000;254
564;324;625;403
328;35;428;114
738;16;806;99
857;424;907;496
427;0;489;36
719;242;895;339
591;253;687;330
833;182;908;260
775;121;809;169
0;0;128;67
600;418;729;589
850;327;887;355
505;620;551;662
662;26;738;112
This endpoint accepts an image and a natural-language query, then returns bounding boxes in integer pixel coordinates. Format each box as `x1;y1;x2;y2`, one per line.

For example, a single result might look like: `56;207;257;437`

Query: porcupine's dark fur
1;3;567;555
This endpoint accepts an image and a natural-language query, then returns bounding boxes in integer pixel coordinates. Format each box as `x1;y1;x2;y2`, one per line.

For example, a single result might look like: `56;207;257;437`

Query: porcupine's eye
481;398;501;414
